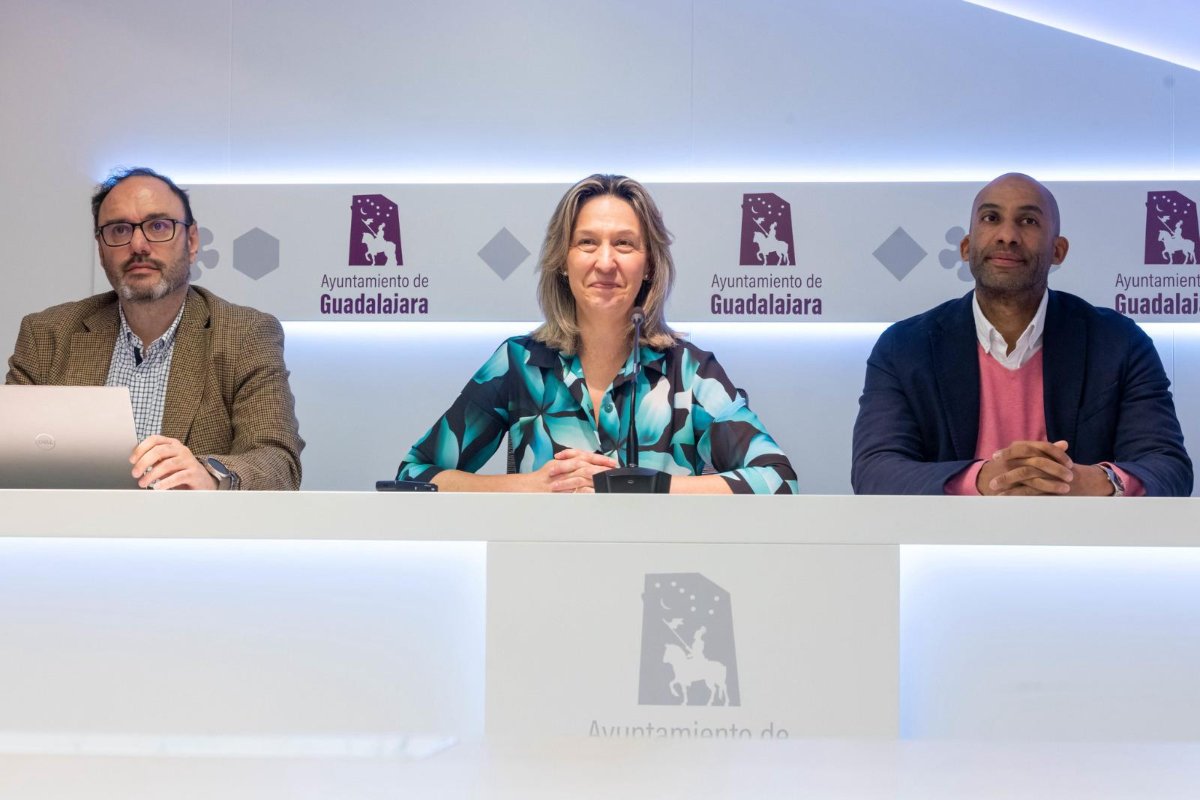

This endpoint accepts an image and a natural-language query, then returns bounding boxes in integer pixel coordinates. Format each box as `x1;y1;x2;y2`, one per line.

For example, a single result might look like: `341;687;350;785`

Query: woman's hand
430;449;618;492
531;448;618;493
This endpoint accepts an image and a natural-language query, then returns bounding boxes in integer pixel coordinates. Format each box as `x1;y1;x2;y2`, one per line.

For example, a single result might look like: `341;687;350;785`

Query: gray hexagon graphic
232;228;279;281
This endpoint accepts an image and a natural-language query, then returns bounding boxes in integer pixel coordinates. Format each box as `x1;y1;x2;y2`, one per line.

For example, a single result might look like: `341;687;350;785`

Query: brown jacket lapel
64;302;121;386
161;289;212;443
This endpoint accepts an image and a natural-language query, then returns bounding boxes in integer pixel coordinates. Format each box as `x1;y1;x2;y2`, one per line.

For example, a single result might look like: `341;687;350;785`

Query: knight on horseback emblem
348;193;404;267
752;220;792;266
638;573;740;707
661;622;730;706
1157;219;1196;265
739;193;795;267
1145;191;1198;266
359;214;398;266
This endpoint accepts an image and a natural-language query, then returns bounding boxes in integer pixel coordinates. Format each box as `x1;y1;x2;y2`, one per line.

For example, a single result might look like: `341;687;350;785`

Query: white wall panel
1;1;1197;493
0;0;233;347
690;0;1200;178
225;0;694;179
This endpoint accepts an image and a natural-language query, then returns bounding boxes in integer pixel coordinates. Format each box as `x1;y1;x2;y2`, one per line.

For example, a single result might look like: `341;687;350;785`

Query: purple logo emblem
348;194;403;266
1145;191;1198;265
740;193;794;267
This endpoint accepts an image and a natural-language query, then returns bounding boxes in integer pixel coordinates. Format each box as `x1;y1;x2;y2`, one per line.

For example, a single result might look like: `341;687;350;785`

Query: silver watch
1099;464;1125;497
204;456;233;490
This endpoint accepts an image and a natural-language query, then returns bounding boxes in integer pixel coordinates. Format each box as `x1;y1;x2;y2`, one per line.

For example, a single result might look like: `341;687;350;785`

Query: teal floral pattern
398;336;797;494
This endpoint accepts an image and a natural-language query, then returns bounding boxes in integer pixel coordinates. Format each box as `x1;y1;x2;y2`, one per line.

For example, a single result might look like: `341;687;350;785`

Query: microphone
592;306;672;494
626;307;644;468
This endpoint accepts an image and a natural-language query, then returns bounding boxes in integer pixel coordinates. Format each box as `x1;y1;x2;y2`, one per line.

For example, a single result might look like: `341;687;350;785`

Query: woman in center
398;174;797;494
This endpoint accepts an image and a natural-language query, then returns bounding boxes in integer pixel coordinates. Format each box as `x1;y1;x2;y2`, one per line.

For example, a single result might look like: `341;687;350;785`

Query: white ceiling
967;0;1200;72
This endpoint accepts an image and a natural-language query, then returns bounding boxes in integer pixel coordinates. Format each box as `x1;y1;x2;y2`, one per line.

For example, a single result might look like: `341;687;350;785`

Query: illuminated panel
0;538;487;740
901;545;1200;740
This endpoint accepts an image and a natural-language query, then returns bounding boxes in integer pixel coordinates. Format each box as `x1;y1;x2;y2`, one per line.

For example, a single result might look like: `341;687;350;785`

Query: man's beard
968;245;1047;297
108;255;190;303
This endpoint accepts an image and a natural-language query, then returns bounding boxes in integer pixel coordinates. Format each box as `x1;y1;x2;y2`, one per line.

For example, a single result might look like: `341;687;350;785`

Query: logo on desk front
1145;191;1198;266
638;573;740;706
348;194;404;266
739;193;794;267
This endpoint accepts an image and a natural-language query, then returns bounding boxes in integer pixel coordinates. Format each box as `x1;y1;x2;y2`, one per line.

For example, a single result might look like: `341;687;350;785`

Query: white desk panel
1;493;1197;743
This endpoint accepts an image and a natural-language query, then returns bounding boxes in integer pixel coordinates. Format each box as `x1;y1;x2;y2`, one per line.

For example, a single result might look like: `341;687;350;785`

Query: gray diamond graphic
873;227;927;281
232;228;280;281
478;227;530;280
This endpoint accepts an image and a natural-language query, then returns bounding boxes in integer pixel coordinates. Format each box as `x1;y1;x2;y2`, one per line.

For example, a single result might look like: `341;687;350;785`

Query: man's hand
130;435;219;491
978;440;1074;495
978;440;1115;496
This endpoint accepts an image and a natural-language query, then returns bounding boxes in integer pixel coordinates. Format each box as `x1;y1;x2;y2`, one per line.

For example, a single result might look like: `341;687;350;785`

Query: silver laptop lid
0;386;139;490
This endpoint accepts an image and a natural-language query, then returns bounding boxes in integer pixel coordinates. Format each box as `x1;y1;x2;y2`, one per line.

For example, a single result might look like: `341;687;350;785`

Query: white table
1;493;1197;750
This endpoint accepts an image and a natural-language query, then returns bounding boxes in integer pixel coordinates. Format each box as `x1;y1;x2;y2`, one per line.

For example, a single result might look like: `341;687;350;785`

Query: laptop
0;386;140;489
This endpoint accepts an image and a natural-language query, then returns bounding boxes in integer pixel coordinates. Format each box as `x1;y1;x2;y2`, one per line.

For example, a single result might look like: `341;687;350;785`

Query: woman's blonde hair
532;174;679;355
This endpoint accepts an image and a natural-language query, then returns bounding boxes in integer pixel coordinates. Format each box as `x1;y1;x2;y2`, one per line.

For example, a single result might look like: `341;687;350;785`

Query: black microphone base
592;467;672;494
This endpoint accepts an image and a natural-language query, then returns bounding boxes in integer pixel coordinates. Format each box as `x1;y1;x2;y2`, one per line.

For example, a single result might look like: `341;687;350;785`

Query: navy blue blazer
851;290;1193;496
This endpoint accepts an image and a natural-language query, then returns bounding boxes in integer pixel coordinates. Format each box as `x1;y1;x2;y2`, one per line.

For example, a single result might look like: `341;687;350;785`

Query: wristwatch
1099;464;1125;497
204;456;234;490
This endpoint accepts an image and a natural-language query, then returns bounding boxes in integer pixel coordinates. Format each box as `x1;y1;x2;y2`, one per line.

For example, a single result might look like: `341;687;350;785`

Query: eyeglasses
96;218;191;247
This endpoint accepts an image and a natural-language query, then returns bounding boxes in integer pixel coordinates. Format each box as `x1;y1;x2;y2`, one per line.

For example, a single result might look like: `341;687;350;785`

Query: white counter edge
1;491;1195;546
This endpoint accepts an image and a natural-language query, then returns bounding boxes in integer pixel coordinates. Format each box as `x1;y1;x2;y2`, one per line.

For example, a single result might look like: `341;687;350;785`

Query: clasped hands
526;448;618;493
130;435;218;491
977;440;1114;497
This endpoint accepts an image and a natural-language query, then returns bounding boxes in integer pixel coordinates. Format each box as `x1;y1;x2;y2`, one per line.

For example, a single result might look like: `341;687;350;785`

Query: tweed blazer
5;286;303;490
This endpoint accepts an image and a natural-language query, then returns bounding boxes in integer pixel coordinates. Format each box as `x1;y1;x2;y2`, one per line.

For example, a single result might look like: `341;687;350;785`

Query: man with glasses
5;167;303;490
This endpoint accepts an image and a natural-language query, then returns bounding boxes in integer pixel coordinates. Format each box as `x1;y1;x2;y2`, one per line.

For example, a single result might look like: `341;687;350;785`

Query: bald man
852;173;1192;496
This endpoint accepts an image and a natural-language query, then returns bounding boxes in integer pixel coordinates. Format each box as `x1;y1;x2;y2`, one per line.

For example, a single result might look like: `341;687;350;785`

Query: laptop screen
0;386;140;490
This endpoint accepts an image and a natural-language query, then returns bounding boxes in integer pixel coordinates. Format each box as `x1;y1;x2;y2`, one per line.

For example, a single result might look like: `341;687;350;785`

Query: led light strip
281;321;1197;336
172;167;1200;185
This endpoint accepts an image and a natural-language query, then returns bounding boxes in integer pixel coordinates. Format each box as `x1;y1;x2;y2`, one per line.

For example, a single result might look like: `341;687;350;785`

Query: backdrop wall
3;0;1198;493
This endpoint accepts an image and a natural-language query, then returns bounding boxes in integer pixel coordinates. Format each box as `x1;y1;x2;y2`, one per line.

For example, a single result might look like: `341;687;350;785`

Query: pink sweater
945;345;1142;495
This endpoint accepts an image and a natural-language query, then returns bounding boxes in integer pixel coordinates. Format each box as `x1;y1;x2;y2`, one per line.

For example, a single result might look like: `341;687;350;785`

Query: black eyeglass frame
95;218;193;247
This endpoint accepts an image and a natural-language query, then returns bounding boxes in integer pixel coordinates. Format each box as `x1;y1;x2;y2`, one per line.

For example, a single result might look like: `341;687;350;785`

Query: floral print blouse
398;335;797;494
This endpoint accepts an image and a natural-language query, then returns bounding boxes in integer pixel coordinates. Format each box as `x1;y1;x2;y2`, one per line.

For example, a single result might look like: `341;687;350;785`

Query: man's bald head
971;173;1061;239
961;172;1069;306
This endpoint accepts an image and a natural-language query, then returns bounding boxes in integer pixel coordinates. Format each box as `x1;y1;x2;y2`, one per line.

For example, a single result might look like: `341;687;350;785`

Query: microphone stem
628;317;642;468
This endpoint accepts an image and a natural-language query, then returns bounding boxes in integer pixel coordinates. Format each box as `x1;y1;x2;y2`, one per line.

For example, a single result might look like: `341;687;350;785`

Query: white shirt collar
972;290;1048;370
